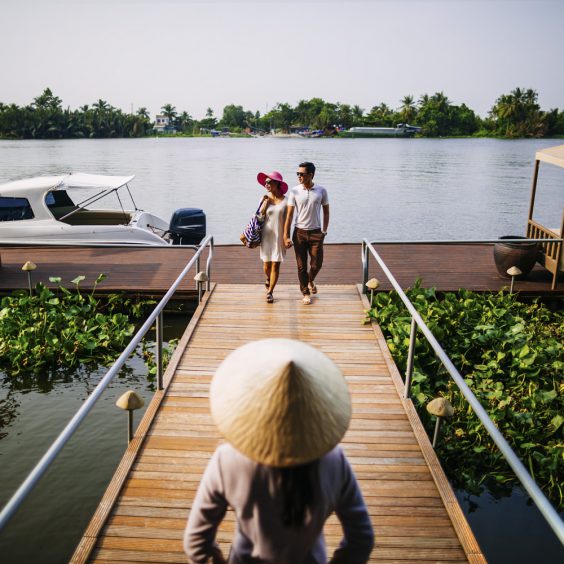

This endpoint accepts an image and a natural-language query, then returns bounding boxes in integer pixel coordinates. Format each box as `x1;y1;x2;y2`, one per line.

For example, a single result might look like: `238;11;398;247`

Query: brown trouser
292;228;325;295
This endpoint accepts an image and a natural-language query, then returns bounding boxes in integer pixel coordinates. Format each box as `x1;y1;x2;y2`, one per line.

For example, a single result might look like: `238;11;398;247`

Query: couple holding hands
254;161;329;305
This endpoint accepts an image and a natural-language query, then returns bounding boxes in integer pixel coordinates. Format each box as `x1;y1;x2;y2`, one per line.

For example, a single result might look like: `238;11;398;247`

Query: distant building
154;115;176;134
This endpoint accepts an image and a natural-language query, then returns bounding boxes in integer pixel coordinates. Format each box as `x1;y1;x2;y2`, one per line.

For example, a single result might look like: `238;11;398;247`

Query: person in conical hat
184;339;374;563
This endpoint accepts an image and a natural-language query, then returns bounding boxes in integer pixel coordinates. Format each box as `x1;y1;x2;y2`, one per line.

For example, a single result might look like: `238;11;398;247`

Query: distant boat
341;124;421;138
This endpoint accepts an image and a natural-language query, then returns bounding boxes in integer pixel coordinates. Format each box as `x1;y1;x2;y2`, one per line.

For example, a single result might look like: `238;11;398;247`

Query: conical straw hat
210;338;352;467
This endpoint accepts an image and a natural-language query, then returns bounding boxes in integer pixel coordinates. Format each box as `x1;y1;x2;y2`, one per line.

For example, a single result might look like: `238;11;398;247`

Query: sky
1;0;563;120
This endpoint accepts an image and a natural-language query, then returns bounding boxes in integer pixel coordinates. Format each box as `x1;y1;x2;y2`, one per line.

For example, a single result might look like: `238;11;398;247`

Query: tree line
1;87;563;139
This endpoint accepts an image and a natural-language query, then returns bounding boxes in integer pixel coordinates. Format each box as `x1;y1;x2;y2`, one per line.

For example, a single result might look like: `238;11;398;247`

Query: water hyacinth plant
0;274;157;375
365;281;564;508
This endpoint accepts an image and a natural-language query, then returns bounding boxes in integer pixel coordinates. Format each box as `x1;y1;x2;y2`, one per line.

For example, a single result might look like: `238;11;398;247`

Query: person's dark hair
299;161;316;176
275;459;319;528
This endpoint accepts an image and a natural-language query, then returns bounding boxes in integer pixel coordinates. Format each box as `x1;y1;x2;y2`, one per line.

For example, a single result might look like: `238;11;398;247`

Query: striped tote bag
239;200;265;248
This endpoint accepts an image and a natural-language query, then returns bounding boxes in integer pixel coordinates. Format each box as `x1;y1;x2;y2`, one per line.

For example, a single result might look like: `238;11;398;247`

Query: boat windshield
46;190;77;219
45;187;136;226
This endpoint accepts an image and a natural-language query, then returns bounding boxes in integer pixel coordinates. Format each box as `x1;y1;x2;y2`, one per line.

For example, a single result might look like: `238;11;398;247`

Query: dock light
116;390;144;443
21;261;37;296
365;277;380;306
426;397;454;448
507;266;522;294
194;271;209;304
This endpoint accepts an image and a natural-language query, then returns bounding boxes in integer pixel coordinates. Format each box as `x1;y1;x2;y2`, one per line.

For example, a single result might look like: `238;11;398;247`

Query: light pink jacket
184;444;374;563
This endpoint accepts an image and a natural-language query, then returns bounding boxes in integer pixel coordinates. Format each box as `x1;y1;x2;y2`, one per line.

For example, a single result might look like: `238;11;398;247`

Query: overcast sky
1;0;562;120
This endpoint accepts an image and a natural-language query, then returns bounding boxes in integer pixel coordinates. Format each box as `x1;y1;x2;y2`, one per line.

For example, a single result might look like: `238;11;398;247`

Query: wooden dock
72;284;485;563
0;243;560;296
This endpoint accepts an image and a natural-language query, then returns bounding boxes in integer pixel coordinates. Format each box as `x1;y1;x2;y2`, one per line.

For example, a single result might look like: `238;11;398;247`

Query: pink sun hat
257;170;288;195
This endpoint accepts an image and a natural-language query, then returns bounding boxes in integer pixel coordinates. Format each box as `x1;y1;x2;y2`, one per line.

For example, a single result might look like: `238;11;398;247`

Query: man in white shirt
284;161;330;305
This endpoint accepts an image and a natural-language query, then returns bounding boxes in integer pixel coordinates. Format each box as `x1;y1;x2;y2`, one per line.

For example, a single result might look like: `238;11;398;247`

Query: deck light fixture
116;390;145;443
365;277;380;306
194;271;209;303
426;397;454;448
21;261;37;295
507;266;522;294
507;266;523;294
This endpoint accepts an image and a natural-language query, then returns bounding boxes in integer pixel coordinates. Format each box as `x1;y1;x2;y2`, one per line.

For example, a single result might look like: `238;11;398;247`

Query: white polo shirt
287;184;329;230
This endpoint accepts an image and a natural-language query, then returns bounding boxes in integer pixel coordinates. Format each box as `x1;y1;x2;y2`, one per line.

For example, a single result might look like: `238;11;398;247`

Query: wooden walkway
0;243;560;296
72;284;485;563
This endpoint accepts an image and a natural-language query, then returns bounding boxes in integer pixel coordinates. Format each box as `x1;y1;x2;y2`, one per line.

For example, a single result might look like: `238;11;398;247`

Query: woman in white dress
256;171;288;303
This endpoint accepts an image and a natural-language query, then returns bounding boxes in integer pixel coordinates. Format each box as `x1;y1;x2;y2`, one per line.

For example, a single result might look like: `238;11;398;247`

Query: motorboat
0;173;205;246
341;124;422;138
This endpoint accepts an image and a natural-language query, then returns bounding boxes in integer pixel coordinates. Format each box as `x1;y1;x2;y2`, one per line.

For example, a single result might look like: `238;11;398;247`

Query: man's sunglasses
296;172;310;177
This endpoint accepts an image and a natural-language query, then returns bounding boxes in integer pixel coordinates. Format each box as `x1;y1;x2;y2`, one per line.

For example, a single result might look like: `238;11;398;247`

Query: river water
0;138;563;563
0;137;562;243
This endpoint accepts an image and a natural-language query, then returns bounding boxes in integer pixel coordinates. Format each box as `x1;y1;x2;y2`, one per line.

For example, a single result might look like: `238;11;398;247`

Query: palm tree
352;105;364;126
431;92;450;113
33;88;62;111
399;95;416;124
490;87;546;137
93;99;109;112
178;111;194;132
418;93;430;107
161;104;177;122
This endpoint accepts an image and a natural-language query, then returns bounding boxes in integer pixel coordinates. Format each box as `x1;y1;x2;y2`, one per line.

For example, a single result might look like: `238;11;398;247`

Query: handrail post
404;316;417;399
196;256;201;290
205;237;214;291
156;312;164;390
361;240;369;293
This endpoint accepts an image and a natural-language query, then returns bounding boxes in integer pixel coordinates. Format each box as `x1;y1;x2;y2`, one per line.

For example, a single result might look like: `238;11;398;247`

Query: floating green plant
0;274;158;376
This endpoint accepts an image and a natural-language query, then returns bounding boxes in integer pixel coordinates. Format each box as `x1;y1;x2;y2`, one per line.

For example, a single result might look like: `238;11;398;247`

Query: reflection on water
0;396;19;440
456;488;564;563
0;138;562;244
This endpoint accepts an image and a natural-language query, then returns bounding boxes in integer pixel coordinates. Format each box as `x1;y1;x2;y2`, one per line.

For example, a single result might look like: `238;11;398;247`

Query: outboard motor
169;208;206;245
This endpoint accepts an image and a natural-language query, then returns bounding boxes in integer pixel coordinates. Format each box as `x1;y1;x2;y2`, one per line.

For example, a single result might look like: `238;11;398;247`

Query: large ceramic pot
493;236;539;279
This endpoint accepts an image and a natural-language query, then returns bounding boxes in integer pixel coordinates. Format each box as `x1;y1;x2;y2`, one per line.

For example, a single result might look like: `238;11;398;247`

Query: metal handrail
0;235;214;533
361;239;564;545
360;237;563;245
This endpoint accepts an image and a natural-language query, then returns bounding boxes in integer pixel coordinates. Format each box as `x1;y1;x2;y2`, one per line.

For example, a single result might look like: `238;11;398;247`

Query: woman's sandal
266;292;274;303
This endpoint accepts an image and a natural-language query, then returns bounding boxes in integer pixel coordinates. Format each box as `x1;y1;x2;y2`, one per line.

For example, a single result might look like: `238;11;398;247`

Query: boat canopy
535;145;564;169
61;173;135;190
0;173;135;195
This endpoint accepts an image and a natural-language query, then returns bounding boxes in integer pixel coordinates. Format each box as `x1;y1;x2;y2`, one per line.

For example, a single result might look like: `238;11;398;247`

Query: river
1;137;562;243
0;138;563;563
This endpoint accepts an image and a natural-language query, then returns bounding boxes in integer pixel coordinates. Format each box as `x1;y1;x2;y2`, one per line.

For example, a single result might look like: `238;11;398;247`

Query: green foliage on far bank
365;283;564;507
0;275;157;375
1;86;564;139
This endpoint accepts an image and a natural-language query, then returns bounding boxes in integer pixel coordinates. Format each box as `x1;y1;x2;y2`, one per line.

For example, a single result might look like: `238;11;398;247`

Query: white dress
260;197;287;262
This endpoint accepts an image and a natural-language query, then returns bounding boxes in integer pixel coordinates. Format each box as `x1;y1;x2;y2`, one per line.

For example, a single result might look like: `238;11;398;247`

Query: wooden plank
72;284;485;563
